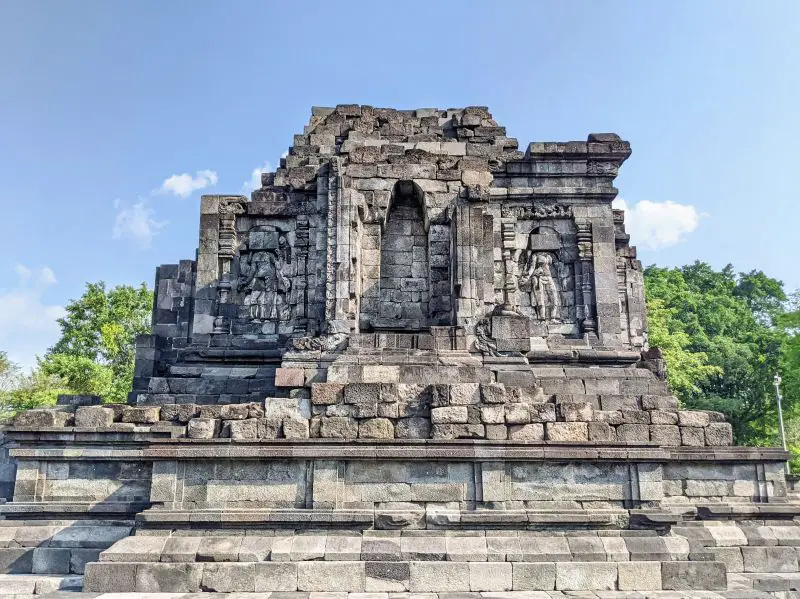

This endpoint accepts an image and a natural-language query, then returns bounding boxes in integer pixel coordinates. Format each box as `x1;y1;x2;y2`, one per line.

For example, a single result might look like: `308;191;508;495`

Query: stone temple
1;106;798;597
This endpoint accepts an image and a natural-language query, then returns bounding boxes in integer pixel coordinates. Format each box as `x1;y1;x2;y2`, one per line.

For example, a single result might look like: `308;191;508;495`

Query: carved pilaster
213;197;246;334
576;223;597;336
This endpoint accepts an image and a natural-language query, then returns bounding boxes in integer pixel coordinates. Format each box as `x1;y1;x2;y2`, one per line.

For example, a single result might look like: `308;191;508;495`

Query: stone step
98;532;694;564
82;559;727;593
25;592;798;599
0;573;82;594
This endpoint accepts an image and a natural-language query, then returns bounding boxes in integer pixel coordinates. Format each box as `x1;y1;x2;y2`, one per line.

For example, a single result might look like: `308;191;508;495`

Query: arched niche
374;180;430;330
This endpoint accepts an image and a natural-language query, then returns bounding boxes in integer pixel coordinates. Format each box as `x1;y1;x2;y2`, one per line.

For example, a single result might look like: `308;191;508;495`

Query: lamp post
775;373;790;476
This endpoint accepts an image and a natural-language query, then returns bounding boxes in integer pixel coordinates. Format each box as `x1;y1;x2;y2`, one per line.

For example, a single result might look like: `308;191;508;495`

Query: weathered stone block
410;561;470;592
283;414;310;439
481;383;507;404
395;417;431;439
661;561;726;590
220;404;250;420
320;416;359;438
74;406;115;428
122;406;160;423
188;417;219;439
201;563;255;592
275;367;304;387
312;382;345;405
556;562;617;591
469;561;512;591
649;424;681;446
650;410;679;425
365;560;410;591
32;547;70;574
508;423;544;441
344;383;381;404
681;426;706;446
742;546;799;572
136;562;203;593
559;401;593;422
588;421;615;441
512;562;556;590
546;422;588;442
226;418;258;440
432;406;468;424
678;410;710;427
359;418;394;438
14;409;72;427
297;561;365;592
480;405;505;424
449;383;481;405
705;422;733;446
617;423;649;443
83;562;136;592
618;561;661;590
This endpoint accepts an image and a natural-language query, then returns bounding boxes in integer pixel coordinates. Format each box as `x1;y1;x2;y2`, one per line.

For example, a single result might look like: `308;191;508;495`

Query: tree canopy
645;262;797;446
0;282;152;415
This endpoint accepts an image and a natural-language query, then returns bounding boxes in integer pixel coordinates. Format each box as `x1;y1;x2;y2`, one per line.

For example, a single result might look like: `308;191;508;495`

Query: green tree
40;282;152;404
644;262;789;445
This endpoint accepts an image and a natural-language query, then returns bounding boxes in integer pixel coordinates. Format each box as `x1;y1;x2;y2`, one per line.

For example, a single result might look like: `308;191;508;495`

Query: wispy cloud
112;199;168;249
613;198;704;250
242;161;272;193
158;169;218;198
0;265;65;372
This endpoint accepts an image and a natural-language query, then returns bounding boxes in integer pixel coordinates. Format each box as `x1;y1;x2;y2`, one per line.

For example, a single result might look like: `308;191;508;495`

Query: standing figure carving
519;251;562;322
238;233;293;322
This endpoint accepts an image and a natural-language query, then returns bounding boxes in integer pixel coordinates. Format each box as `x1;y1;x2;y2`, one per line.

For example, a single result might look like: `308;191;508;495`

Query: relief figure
238;234;293;322
519;251;561;322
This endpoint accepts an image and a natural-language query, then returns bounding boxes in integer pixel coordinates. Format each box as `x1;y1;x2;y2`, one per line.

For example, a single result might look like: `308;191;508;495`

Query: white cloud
242;161;272;193
613;198;704;250
112;199;168;249
159;169;218;198
0;266;65;372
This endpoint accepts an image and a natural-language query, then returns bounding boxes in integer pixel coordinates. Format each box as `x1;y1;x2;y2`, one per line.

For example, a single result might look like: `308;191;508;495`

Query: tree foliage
644;262;794;445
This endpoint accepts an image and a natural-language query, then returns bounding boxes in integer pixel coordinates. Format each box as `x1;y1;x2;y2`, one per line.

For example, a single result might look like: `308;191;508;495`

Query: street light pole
775;373;790;476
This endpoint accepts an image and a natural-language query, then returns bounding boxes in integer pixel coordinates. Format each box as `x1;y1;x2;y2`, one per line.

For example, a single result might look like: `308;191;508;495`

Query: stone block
401;536;445;561
197;536;243;562
220;403;250;420
481;383;507;404
265;397;311;420
641;395;679;410
446;536;488;561
449;383;481;405
312;383;345;405
365;561;410;591
321;417;359;438
161;536;201;563
616;423;649;443
297;561;365;592
74;406;115;428
546;422;588;442
681;426;706;446
359;418;394;438
556;562;617;590
618;561;661;590
742;546;799;572
432;406;468;424
275;367;305;387
678;410;710;427
202;562;256;592
512;562;556;590
83;562;136;592
661;561;726;590
13;408;72;427
345;383;381;404
469;561;512;591
283;414;310;439
326;535;361;561
649;424;681;446
51;526;131;549
480;405;505;424
227;418;258;440
705;422;733;446
32;547;70;574
395;417;431;439
188;417;219;439
70;548;102;574
505;403;530;424
588;422;615;442
531;402;556;422
136;562;203;593
650;410;679;425
410;561;470;592
122;406;160;423
508;423;544;441
558;401;593;422
101;536;166;562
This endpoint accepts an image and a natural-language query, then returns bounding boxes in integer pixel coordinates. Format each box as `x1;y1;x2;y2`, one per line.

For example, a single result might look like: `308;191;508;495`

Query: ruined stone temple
1;106;798;597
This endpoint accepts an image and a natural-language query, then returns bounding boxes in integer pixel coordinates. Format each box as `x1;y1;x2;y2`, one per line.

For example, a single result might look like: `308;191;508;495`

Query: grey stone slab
297;561;366;592
135;562;203;592
512;562;556;590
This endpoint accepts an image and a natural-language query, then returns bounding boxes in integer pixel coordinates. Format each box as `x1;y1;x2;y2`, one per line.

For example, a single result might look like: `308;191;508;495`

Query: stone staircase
76;522;800;595
0;519;132;597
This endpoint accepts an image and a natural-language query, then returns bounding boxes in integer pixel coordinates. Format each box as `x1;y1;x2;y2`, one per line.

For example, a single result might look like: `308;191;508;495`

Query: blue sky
1;1;798;369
